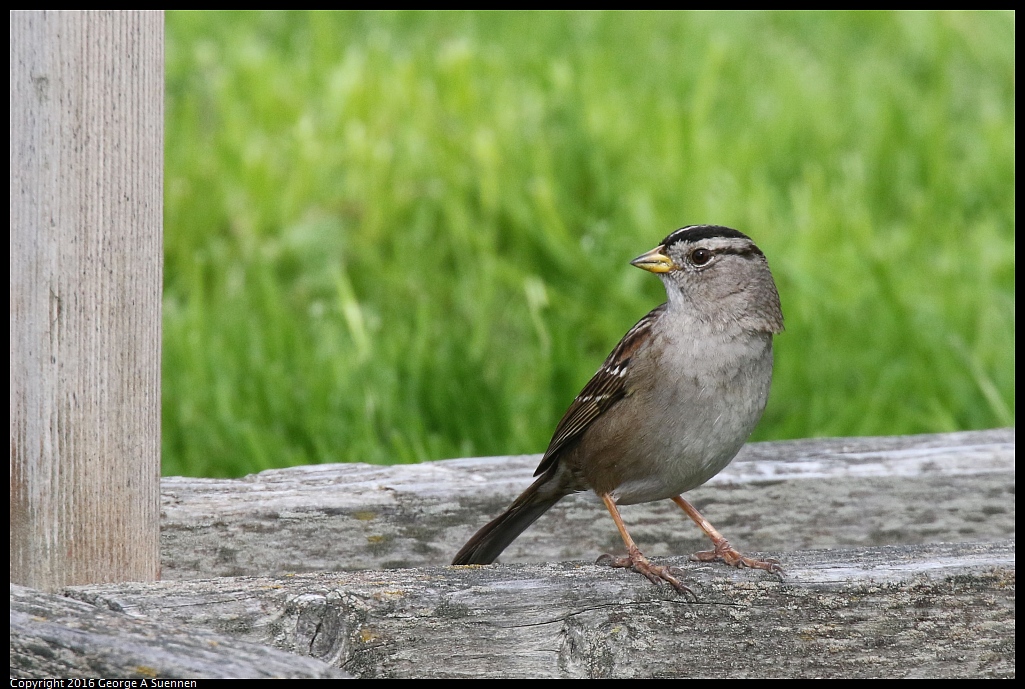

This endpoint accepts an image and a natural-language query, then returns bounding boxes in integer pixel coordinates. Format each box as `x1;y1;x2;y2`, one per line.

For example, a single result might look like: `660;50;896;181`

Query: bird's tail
452;471;568;565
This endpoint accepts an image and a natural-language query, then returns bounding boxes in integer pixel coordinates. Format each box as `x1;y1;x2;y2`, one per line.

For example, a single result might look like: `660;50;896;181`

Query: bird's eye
690;248;713;266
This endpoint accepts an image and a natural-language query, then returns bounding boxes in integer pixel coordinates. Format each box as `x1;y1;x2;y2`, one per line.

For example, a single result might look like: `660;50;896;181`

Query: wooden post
10;11;163;589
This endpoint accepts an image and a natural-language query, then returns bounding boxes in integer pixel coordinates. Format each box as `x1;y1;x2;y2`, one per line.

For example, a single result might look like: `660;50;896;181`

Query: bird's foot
597;549;696;598
690;539;784;577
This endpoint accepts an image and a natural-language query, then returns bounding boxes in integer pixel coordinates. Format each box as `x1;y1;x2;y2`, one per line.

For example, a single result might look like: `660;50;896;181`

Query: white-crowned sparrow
452;225;784;593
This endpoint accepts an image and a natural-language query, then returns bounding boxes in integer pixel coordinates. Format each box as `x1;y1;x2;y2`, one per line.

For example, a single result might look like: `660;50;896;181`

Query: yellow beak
630;245;675;273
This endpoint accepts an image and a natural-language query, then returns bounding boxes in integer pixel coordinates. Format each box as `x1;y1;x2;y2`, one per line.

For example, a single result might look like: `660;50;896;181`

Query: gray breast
610;327;774;505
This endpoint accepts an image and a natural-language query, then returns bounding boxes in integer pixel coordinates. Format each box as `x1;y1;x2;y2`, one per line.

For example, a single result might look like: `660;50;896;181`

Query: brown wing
533;304;665;477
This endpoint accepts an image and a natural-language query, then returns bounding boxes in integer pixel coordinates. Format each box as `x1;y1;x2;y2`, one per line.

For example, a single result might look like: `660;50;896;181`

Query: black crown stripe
661;225;753;247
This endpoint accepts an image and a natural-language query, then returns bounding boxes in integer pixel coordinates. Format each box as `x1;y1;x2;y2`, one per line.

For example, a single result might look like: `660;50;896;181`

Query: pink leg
597;494;694;596
671;495;783;575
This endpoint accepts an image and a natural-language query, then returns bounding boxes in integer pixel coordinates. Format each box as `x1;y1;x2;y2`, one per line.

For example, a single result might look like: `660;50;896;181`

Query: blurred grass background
163;11;1015;478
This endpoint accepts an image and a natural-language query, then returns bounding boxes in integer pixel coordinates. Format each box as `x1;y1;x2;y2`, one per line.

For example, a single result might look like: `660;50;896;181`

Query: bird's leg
671;495;784;575
597;494;694;596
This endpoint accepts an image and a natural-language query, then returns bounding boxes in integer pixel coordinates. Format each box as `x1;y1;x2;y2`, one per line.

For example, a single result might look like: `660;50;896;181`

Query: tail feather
452;473;567;565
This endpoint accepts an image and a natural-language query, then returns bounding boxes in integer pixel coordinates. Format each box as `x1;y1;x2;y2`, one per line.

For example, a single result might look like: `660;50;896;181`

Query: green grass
163;11;1015;478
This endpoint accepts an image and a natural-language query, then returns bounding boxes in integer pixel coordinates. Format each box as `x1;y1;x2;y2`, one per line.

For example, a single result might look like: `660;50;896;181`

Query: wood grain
10;10;163;589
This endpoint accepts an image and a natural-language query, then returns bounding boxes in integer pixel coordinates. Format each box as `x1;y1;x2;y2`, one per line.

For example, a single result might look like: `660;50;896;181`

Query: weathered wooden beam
10;584;350;679
65;541;1015;678
10;10;164;589
161;429;1014;579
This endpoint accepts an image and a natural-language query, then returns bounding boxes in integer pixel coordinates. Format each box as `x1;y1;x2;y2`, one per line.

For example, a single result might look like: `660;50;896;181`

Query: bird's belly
609;437;742;505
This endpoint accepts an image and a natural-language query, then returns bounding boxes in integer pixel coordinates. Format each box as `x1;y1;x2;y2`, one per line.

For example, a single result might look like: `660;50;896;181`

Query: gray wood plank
10;584;350;679
68;541;1015;678
160;429;1015;579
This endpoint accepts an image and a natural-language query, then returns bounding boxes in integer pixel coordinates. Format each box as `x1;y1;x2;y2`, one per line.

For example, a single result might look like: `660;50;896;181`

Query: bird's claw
597;552;696;599
690;540;785;578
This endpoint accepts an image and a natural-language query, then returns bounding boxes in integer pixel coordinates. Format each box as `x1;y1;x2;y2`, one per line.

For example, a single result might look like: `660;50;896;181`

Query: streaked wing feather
533;304;665;477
